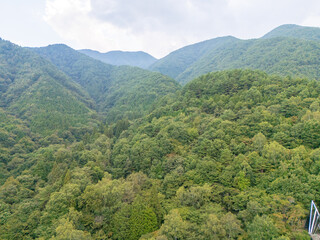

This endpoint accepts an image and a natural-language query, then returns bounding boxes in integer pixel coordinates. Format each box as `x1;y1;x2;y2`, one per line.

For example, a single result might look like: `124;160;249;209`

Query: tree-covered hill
3;24;320;239
0;107;33;185
262;24;320;41
177;37;320;84
1;69;319;239
150;24;320;85
0;39;97;135
149;36;238;79
79;49;157;69
32;44;181;122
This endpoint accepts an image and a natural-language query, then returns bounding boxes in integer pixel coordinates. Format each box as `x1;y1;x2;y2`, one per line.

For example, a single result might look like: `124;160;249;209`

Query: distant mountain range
72;24;320;85
149;24;320;84
2;23;320;134
78;49;157;69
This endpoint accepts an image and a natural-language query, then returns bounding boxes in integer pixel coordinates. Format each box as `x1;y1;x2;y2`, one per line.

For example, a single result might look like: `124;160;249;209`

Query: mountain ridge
149;36;238;79
0;40;97;135
262;24;320;41
79;49;157;69
31;44;181;122
149;24;320;84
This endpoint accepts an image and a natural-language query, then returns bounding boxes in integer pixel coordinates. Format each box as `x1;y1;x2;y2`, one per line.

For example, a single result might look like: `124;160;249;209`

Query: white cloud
303;15;320;28
44;0;113;49
44;0;320;58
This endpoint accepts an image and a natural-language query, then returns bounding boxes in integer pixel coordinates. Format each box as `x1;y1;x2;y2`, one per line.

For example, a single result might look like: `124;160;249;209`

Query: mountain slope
105;69;317;238
32;44;181;122
0;39;96;134
150;24;320;84
0;70;317;239
177;37;320;84
262;24;320;41
79;49;157;69
149;36;238;79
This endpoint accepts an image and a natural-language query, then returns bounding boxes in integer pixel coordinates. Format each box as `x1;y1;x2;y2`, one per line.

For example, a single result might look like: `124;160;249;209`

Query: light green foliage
50;218;92;240
158;209;189;240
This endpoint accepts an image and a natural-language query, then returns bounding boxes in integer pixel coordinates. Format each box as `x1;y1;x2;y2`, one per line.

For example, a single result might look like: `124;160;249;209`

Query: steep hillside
177;37;320;84
79;49;157;69
149;36;238;79
106;69;318;239
262;24;320;41
0;39;96;134
32;44;181;122
0;107;32;184
1;70;317;239
4;24;320;240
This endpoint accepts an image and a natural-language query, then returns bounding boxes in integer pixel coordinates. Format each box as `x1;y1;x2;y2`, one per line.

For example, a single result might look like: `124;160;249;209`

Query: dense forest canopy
1;68;319;239
2;24;320;239
0;39;97;135
31;44;180;122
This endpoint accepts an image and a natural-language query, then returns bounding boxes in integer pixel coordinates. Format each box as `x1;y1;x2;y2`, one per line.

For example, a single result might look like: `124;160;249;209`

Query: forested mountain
149;36;238;79
0;107;33;185
177;37;320;84
150;24;320;85
262;24;320;41
0;39;97;134
79;49;157;69
2;24;320;240
31;44;180;122
0;69;317;239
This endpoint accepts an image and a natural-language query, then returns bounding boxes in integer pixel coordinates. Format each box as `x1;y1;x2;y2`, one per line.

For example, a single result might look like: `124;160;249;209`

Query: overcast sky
1;0;320;58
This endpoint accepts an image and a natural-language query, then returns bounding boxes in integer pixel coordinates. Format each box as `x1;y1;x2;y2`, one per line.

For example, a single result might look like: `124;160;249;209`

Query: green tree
247;215;279;240
159;209;189;240
50;218;92;240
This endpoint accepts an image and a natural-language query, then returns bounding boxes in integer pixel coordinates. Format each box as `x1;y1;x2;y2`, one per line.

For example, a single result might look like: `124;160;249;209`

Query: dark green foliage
0;39;97;135
31;44;181;122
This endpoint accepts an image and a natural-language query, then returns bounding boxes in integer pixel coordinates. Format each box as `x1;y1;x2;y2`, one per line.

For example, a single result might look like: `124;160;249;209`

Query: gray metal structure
309;200;320;234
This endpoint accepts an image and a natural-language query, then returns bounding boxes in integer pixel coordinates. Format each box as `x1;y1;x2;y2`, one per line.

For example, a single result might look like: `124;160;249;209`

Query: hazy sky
1;0;320;58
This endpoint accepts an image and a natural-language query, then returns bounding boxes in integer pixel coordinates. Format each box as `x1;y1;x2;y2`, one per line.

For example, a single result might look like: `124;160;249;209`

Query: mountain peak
262;24;320;41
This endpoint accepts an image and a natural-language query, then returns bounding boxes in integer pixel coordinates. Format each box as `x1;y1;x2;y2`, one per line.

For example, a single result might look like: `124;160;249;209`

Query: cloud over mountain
44;0;320;57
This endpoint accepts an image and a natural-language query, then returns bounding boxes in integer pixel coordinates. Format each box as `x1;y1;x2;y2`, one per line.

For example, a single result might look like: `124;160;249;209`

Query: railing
309;200;320;234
